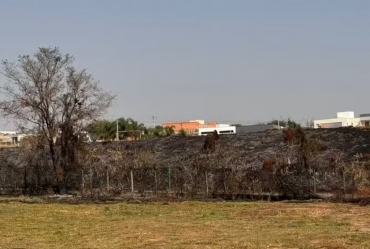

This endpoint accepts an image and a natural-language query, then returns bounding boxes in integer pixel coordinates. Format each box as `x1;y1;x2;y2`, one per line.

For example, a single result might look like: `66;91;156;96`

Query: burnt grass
100;127;370;167
2;127;370;203
98;127;370;201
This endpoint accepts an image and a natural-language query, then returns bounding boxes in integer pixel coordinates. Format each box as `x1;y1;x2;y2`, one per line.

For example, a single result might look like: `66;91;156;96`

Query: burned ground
1;127;370;199
98;127;370;168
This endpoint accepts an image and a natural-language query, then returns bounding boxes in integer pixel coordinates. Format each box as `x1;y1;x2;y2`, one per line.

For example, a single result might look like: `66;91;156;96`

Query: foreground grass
0;200;369;248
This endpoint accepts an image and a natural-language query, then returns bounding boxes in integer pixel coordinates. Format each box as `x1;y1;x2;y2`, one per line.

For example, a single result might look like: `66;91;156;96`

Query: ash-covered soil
96;127;370;168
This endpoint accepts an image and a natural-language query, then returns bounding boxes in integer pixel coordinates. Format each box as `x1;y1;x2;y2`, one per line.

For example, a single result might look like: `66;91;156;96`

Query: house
314;112;361;128
0;131;30;145
9;133;29;144
162;120;217;135
359;114;370;127
0;134;12;144
198;124;236;135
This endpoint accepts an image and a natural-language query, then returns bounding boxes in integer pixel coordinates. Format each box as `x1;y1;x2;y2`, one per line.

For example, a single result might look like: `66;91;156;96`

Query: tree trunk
48;139;61;193
48;140;57;173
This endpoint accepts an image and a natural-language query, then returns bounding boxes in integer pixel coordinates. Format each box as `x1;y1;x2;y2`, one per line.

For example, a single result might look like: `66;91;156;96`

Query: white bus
198;126;236;136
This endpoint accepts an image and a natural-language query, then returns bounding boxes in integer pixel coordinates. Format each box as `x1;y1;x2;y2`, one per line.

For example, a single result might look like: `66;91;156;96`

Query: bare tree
0;47;115;193
305;117;314;128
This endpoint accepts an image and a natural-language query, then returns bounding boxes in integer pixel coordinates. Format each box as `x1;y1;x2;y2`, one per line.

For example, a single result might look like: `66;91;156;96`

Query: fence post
313;170;316;194
130;169;134;193
89;165;93;196
168;165;171;192
154;168;158;198
308;166;311;193
205;169;209;198
343;170;346;195
81;169;85;196
106;166;110;193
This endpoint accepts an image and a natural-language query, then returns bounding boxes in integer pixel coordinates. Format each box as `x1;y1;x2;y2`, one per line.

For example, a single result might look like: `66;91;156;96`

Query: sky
1;0;370;128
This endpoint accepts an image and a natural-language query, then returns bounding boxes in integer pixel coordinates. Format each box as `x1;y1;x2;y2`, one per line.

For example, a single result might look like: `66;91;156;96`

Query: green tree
151;125;165;138
144;125;176;138
178;128;187;136
87;117;146;140
269;118;301;129
163;126;175;136
86;120;116;140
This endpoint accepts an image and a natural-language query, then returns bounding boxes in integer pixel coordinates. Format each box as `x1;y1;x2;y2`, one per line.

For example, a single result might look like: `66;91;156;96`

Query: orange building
162;120;217;135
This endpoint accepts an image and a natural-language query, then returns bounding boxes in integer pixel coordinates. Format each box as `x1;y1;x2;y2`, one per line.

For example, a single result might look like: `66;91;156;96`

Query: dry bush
354;188;370;198
347;154;370;190
262;158;274;172
284;129;294;145
202;130;219;152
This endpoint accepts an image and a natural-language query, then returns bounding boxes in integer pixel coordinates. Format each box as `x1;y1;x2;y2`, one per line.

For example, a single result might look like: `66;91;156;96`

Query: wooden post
130;169;134;193
313;170;316;194
223;168;227;193
308;165;311;193
154;168;158;198
106;166;110;193
89;165;93;196
205;169;209;198
168;165;171;192
23;168;27;195
81;169;85;196
343;170;346;195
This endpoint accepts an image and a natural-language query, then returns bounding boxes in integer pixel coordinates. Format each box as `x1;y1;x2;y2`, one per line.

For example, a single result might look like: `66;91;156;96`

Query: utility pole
151;116;157;127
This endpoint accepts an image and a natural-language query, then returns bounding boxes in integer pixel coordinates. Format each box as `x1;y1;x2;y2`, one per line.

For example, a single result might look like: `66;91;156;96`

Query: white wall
189;120;205;124
314;117;361;128
337;111;354;118
216;124;231;127
0;131;17;135
198;126;236;135
344;118;361;127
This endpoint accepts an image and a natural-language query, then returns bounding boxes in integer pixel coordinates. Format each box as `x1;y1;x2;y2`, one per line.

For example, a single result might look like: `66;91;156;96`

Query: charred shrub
202;130;219;152
284;129;294;145
262;158;274;172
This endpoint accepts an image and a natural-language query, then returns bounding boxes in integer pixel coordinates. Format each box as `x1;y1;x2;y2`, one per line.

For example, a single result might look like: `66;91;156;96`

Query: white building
189;120;205;125
0;131;17;135
314;111;361;128
198;125;236;136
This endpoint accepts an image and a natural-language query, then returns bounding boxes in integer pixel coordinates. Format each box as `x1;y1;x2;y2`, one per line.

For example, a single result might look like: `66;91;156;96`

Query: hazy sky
1;0;370;128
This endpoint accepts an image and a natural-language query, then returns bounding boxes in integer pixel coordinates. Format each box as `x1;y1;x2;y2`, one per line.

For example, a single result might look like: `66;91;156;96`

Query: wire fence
0;160;361;201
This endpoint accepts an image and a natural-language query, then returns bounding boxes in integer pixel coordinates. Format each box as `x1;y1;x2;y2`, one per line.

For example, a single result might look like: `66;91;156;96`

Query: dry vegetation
2;127;370;200
0;200;369;248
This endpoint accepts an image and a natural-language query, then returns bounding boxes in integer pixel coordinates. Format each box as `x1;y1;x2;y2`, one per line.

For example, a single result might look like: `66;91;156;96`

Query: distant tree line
86;118;175;141
268;118;301;129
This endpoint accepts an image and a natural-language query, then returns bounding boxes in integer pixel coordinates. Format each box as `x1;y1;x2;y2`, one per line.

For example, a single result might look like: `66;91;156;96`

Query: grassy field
0;199;369;249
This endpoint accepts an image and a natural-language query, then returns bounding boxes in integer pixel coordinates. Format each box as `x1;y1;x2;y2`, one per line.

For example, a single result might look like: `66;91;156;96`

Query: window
200;132;214;135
